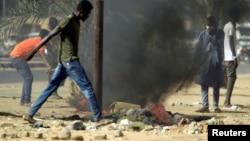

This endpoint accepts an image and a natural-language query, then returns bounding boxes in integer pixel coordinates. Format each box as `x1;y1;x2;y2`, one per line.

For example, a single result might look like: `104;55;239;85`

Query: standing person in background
23;0;103;123
9;29;51;106
223;7;241;107
194;16;224;113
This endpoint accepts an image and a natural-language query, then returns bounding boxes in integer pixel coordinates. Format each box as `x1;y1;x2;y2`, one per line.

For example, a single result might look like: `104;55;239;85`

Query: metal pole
93;0;104;112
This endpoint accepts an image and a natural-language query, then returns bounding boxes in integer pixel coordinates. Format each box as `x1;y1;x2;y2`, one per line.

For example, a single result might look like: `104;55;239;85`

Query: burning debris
67;95;90;112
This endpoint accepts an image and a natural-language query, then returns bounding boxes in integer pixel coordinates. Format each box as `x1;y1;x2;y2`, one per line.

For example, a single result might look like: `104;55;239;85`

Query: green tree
183;0;250;29
0;0;83;36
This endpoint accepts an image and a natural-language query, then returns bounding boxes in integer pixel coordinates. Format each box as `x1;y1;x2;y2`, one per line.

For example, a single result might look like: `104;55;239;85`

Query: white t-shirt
223;21;237;61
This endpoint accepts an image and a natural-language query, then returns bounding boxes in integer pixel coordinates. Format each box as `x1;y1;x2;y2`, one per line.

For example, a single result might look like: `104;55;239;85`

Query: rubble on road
0;101;228;140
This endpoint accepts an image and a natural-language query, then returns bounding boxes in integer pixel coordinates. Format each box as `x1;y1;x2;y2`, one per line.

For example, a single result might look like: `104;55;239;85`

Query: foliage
0;0;79;36
183;0;250;28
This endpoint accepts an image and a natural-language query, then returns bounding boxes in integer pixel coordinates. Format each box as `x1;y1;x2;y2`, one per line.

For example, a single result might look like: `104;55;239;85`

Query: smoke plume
80;0;198;108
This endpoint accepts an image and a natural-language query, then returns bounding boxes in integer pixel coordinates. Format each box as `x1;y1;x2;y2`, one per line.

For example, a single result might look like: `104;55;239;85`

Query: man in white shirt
223;7;241;107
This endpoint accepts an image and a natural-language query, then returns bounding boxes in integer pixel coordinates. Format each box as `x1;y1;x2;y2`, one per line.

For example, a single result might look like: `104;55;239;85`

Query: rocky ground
0;69;250;141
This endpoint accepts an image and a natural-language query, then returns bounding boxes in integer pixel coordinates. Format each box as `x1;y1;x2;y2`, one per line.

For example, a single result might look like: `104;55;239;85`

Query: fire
68;94;110;114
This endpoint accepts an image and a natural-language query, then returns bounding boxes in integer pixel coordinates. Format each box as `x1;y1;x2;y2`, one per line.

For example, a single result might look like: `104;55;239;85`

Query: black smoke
80;0;198;108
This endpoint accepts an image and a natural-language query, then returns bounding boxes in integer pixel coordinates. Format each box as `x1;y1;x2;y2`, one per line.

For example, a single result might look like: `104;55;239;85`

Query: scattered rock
0;121;14;127
34;132;43;139
71;135;84;141
128;121;145;131
94;134;107;140
58;128;71;140
113;130;123;137
0;133;7;139
66;120;86;130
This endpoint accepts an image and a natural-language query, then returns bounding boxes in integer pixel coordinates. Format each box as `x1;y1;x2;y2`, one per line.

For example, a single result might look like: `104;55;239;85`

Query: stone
34;132;43;139
58;128;71;140
66;120;86;130
94;134;107;140
128;121;145;131
71;135;84;141
114;130;123;137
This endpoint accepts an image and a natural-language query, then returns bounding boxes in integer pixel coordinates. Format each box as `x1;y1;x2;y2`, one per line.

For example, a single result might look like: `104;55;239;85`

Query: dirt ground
0;70;250;141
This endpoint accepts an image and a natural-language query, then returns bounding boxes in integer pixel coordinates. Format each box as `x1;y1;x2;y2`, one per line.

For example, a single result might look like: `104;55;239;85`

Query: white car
236;23;250;63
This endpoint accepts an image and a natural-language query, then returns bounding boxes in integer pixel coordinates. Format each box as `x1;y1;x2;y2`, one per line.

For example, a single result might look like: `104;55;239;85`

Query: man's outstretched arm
25;26;62;61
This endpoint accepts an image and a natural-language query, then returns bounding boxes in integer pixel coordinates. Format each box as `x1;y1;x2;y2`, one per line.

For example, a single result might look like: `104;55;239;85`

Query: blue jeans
201;85;220;108
11;57;33;104
28;59;102;121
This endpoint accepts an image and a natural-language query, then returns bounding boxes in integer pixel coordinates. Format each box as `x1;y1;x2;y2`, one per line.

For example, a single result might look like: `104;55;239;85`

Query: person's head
48;17;58;30
228;7;241;23
206;16;217;34
76;0;93;22
39;29;49;39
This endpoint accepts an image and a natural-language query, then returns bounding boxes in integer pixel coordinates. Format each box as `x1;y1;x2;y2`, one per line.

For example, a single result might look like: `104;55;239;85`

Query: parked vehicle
0;40;4;56
236;23;250;63
3;34;21;49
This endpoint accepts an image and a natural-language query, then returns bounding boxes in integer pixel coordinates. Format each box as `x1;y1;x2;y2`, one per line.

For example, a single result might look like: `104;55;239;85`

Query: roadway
0;61;249;83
